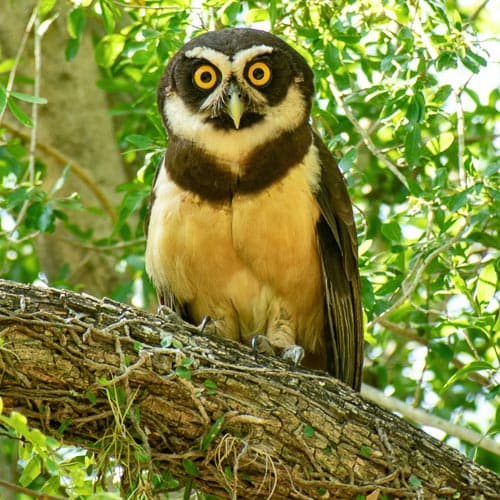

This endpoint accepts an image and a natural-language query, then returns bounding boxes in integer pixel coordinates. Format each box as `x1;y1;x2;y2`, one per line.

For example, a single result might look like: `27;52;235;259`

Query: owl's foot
251;335;304;368
198;316;217;336
282;344;305;367
251;334;275;357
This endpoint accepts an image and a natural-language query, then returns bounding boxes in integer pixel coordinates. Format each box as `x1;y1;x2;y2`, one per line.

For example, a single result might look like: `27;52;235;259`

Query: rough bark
0;279;498;499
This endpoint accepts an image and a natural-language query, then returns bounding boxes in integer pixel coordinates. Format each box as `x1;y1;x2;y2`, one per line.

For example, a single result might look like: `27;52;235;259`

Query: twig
0;9;37;125
372;319;490;387
0;479;67;500
361;384;500;457
329;81;409;189
10;14;43;239
368;221;468;327
469;0;491;23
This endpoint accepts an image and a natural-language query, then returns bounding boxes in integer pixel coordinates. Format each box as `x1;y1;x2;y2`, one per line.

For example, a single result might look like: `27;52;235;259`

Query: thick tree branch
0;279;498;499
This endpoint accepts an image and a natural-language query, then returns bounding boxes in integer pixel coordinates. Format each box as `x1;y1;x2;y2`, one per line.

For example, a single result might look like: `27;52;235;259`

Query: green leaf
10;91;48;105
161;335;173;348
475;262;497;305
99;0;117;34
67;7;86;40
427;132;454;155
18;455;42;487
28;428;47;448
126;134;154;149
408;475;422;488
406;92;425;124
86;391;97;405
381;221;402;242
8;99;32;127
201;415;225;451
338;148;357;172
0;85;7;116
303;424;315;438
360;445;372;458
65;38;80;62
324;43;340;71
182;458;199;477
181;356;194;367
486;385;500;401
38;0;57;18
26;201;55;232
95;34;126;68
443;361;493;391
404;124;421;167
175;366;191;380
465;48;487;68
204;379;217;395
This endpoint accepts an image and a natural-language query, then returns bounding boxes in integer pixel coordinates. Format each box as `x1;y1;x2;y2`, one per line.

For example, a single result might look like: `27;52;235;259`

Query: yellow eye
193;64;218;90
247;61;272;87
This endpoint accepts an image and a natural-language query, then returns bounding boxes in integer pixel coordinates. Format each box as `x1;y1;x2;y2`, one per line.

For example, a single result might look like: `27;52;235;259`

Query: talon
251;335;275;356
157;304;172;317
282;345;305;367
198;316;217;335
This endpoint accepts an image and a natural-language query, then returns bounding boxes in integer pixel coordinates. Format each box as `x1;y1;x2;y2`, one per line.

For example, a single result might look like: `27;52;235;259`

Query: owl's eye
246;62;272;87
193;64;218;90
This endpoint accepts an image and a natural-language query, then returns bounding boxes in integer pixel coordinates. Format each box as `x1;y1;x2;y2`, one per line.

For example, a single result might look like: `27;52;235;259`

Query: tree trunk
0;2;127;297
0;279;498;499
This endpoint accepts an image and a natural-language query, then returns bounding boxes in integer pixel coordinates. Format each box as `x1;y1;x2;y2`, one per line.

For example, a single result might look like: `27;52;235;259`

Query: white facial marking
165;84;307;164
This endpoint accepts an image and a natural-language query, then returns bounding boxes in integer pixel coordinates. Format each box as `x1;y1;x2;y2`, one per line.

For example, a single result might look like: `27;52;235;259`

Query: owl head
157;28;314;154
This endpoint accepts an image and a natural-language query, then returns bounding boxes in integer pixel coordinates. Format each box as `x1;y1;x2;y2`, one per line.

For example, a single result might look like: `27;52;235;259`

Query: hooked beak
226;83;245;130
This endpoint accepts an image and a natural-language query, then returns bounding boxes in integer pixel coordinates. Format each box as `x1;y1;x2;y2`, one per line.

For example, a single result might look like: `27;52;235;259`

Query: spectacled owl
145;28;363;390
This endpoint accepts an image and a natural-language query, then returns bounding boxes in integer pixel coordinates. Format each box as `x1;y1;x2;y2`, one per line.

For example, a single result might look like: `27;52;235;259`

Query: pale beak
226;83;245;130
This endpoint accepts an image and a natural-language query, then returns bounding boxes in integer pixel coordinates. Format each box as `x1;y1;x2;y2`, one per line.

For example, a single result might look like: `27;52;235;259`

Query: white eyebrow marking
231;45;274;76
185;46;232;77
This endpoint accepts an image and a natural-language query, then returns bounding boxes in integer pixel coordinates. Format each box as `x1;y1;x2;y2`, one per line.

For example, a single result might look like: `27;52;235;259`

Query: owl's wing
313;134;364;390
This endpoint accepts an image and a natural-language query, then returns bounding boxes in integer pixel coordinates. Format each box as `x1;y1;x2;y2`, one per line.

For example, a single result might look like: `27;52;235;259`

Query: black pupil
253;67;265;80
201;71;213;83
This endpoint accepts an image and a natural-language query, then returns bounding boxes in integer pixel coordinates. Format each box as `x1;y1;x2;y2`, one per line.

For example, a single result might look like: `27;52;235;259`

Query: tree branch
0;279;498;499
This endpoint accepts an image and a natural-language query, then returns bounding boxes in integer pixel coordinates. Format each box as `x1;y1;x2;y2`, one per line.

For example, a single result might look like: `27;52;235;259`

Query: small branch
10;14;43;239
454;84;469;188
0;479;66;500
368;222;467;327
329;81;409;189
0;9;37;125
362;384;500;457
469;0;490;23
373;318;490;387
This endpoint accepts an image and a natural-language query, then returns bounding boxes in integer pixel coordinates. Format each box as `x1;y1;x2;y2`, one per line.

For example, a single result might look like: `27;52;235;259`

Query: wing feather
313;134;363;390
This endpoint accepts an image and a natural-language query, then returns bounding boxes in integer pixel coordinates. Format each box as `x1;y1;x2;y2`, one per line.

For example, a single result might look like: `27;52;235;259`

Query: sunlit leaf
201;415;225;451
427;132;454;155
8;99;32;127
404;124;421;167
95;34;126;68
475;262;497;305
443;361;493;391
182;458;199;477
18;455;42;487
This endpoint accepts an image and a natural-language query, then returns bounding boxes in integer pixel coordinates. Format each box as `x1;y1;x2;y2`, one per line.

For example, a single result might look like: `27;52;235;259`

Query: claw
251;335;275;356
198;316;217;335
282;345;305;367
157;304;172;318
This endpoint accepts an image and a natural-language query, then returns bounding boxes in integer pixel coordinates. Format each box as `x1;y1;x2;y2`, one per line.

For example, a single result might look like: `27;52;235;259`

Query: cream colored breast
145;153;324;349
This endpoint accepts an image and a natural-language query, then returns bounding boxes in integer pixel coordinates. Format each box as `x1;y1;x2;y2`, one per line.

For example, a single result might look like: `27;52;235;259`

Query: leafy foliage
0;0;498;495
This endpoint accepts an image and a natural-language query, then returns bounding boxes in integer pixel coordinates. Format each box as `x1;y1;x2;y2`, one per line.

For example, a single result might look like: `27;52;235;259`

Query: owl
145;28;363;389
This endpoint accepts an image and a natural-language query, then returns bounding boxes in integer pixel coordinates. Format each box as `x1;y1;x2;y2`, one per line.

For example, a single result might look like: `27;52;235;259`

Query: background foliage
0;0;498;496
